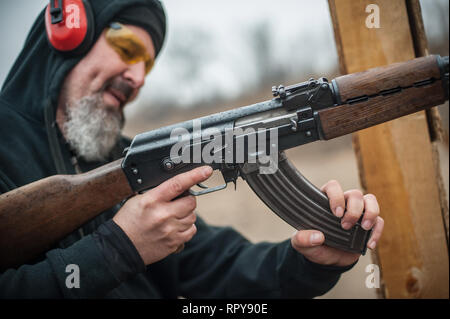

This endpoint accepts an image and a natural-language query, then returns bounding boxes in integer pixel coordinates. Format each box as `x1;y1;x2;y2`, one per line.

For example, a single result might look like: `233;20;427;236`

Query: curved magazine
240;152;371;254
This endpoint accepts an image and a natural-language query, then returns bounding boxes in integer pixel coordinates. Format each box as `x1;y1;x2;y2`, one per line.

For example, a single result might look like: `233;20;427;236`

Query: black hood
1;0;166;124
0;0;166;190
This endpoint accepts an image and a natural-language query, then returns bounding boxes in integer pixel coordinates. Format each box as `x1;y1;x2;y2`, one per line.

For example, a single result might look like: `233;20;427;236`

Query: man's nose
123;62;146;89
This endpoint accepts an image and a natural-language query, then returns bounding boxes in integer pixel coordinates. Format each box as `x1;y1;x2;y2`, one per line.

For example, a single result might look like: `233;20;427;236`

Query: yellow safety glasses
105;22;154;74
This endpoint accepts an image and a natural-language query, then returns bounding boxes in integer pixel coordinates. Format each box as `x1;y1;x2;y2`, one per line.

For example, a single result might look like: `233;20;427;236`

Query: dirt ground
123;96;449;299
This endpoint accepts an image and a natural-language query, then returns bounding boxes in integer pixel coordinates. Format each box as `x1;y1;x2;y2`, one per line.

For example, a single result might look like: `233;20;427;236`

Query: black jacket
0;0;354;298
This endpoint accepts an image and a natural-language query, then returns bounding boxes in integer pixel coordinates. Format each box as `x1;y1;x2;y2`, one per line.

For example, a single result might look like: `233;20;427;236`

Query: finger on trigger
151;166;213;202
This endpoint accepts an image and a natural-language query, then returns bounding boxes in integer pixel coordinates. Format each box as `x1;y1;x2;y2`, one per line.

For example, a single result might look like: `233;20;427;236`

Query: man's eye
118;46;133;59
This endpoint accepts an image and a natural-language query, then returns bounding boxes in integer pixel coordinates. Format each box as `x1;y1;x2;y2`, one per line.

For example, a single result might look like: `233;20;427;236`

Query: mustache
102;78;135;104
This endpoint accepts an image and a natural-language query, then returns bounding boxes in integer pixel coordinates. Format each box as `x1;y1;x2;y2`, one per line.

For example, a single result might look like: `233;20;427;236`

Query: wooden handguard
319;55;447;139
0;159;133;270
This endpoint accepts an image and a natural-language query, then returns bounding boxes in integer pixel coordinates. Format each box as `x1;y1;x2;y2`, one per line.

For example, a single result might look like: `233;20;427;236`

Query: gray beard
63;94;124;162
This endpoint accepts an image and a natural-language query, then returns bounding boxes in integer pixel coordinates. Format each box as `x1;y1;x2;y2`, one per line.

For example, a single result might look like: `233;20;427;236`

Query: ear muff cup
45;0;95;56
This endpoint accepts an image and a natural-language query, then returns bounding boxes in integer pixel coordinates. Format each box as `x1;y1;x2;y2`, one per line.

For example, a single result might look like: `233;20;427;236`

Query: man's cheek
88;66;122;95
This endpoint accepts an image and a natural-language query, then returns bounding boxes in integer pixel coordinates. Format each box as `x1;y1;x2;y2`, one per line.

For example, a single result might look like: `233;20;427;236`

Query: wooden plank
328;0;449;298
405;0;449;241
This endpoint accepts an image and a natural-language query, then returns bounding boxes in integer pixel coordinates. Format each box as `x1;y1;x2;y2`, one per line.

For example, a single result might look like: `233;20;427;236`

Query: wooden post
328;0;449;298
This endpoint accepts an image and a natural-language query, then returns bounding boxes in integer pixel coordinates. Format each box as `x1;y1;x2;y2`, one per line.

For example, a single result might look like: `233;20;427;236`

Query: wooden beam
328;0;449;298
405;0;449;242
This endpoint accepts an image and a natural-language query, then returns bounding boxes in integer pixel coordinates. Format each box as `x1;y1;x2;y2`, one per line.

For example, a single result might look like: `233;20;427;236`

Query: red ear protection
45;0;94;55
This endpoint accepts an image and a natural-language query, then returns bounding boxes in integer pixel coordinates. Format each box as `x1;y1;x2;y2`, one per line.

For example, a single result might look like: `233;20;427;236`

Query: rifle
0;55;448;270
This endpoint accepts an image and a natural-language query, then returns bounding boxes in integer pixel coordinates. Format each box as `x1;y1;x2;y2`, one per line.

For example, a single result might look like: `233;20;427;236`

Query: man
0;0;383;298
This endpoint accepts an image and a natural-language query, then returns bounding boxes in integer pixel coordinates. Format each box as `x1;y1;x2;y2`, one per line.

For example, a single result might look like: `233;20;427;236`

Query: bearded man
0;0;383;298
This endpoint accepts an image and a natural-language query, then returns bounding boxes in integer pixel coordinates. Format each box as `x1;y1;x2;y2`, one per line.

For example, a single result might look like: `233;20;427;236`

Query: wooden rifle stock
0;159;133;270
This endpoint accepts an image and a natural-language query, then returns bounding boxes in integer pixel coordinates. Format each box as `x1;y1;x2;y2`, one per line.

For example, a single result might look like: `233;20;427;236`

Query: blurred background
0;0;448;298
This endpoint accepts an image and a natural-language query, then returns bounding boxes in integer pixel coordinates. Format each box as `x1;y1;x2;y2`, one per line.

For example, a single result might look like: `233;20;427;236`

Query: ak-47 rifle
0;55;448;270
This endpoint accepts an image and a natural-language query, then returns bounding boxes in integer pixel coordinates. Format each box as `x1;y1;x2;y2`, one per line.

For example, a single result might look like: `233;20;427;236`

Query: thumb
291;230;325;251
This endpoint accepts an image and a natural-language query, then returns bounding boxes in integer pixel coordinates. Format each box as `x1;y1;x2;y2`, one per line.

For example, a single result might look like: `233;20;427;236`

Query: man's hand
291;180;384;267
113;166;213;265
